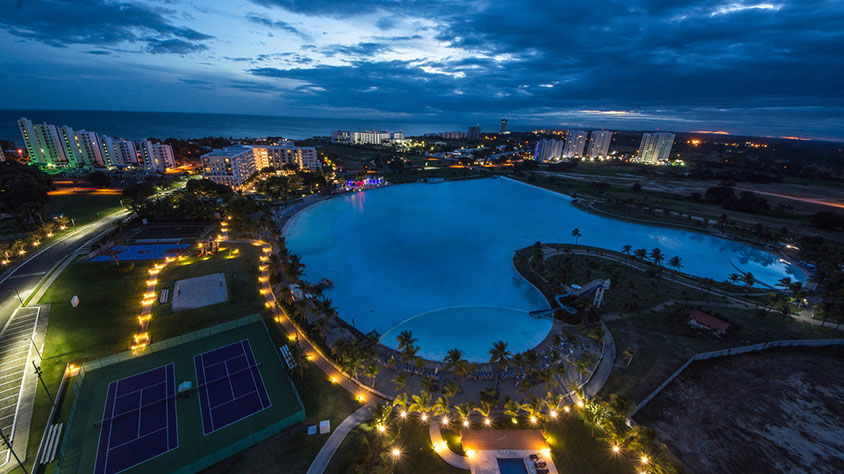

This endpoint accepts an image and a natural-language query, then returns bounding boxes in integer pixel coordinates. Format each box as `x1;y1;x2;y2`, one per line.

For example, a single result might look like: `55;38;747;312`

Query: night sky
1;0;843;139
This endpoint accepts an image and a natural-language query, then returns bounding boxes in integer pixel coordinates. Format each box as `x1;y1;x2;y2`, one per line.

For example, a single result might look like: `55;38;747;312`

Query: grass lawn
150;244;263;340
327;420;467;474
20;259;147;472
44;193;124;227
602;303;838;404
203;364;361;473
545;415;637;474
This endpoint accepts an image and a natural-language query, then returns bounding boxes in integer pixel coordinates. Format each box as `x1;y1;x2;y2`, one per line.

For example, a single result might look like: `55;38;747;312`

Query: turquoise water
284;177;806;361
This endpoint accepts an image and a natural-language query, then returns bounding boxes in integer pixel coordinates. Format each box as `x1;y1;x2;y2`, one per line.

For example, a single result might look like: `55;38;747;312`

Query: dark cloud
245;14;310;39
0;0;212;53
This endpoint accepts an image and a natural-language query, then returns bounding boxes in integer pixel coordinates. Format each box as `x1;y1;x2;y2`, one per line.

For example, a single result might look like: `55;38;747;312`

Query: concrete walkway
582;321;615;398
306;404;373;474
428;422;471;470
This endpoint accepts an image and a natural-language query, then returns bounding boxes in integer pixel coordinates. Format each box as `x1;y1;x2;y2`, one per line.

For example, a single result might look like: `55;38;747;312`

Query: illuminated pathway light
390;448;401;458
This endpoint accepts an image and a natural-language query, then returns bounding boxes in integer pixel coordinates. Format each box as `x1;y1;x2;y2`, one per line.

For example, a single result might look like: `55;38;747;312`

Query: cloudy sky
1;0;843;140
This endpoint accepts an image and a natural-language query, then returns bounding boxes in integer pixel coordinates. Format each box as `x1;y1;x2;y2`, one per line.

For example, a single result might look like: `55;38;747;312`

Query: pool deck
461;429;558;474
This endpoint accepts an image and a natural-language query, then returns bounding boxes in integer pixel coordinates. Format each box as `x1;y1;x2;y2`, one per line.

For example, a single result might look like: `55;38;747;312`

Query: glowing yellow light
356;394;366;402
262;247;271;253
19;250;26;255
399;410;407;418
542;448;551;456
258;276;268;282
377;424;386;433
1;260;9;265
640;456;649;464
59;225;67;230
550;410;557;418
433;441;446;451
463;420;470;427
259;265;269;271
260;288;270;295
530;416;537;424
305;353;315;361
32;241;40;247
287;333;297;341
329;376;337;383
465;448;475;458
612;445;621;454
391;448;401;457
66;364;80;376
511;418;518;424
441;416;449;426
420;413;428;422
265;301;274;308
484;418;491;426
148;268;160;275
259;256;269;262
146;279;158;286
564;406;571;413
46;233;53;237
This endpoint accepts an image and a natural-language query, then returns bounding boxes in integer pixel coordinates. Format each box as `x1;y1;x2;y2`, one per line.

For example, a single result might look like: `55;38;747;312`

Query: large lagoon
284;177;806;361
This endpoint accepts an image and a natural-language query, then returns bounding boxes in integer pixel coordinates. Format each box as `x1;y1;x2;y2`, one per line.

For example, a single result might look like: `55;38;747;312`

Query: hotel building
637;132;675;163
331;130;404;145
203;144;322;188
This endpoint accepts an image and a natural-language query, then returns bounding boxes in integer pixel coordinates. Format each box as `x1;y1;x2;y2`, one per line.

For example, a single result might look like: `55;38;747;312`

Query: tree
391;373;407;391
443;348;463;369
634;248;648;260
649;248;664;267
727;273;741;287
0;162;51;227
409;391;433;419
776;277;792;291
667;256;683;272
741;271;756;289
454;403;474;427
396;330;417;352
503;400;522;424
489;340;512;391
363;360;381;387
571;228;583;245
621;245;632;258
473;401;495;427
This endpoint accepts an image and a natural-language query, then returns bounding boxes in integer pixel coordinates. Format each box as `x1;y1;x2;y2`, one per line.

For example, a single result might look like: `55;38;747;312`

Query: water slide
530;279;611;316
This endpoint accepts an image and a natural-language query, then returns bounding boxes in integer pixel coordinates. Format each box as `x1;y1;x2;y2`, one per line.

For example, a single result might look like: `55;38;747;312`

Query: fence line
631;338;844;416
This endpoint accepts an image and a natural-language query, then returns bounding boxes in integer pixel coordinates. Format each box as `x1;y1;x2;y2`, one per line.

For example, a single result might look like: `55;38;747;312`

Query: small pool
284;177;806;361
497;457;529;474
90;243;191;261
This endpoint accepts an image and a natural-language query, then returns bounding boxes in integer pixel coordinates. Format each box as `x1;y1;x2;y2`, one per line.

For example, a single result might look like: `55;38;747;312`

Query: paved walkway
306;404;373;474
428;422;471;470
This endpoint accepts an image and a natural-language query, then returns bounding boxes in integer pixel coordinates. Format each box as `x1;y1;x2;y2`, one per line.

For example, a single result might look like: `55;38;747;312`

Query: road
0;210;129;330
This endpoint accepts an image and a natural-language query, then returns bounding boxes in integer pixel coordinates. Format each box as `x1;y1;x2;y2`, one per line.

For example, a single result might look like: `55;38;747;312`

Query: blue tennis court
194;340;271;435
94;364;178;474
90;243;191;262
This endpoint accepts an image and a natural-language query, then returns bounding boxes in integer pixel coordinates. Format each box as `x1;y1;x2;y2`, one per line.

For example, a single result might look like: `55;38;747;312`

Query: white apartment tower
140;141;176;171
253;144;321;171
563;130;588;158
587;131;613;158
534;138;565;161
637;132;675;163
200;145;256;188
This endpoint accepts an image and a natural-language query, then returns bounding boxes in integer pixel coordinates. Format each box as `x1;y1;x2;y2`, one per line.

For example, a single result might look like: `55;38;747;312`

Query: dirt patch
636;348;844;473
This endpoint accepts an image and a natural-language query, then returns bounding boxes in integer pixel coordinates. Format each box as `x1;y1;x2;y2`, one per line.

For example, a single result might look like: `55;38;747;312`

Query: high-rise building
500;118;509;134
17;117;173;170
467;126;481;142
534;139;565;161
438;131;465;140
637;132;675;163
139;141;175;171
563;130;587;158
201;145;256;188
587;131;613;158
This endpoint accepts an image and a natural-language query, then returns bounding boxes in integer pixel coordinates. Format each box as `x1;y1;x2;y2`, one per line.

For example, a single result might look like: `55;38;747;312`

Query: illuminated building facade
587;130;613;158
637;132;675;163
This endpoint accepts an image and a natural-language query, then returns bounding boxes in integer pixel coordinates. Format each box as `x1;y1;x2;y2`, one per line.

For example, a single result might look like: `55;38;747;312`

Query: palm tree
391;373;407;391
409;391;433;420
474;401;495;427
537;367;560;391
571;228;583;245
503;400;522;424
452;403;473;428
396;330;416;352
667;256;683;272
392;393;408;412
421;376;438;393
452;359;471;388
432;396;450;418
489;340;512;390
633;248;648;261
776;277;792;291
543;392;567;418
622;347;635;368
741;271;755;289
727;273;741;287
363;360;381;387
443;348;463;371
621;245;632;260
371;402;394;432
649;248;664;267
442;381;459;400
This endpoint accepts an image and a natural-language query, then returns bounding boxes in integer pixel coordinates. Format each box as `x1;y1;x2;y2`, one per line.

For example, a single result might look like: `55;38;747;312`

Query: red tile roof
688;310;731;332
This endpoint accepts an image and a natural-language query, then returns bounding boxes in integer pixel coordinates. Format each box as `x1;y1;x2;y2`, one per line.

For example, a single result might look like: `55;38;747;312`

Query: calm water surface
284;177;805;361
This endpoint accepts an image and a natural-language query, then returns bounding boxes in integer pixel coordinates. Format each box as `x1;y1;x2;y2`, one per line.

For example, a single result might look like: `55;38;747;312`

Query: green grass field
151;244;263;340
57;316;304;474
44;193;124;227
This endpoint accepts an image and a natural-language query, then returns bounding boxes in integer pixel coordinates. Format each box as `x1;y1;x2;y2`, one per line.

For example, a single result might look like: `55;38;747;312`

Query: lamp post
32;361;54;406
0;426;27;473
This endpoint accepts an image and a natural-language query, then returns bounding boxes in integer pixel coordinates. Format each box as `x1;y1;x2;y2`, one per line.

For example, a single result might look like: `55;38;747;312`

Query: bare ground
636;348;844;474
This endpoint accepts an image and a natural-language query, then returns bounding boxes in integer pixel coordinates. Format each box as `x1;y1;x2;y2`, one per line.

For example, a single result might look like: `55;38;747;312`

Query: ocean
0;109;497;144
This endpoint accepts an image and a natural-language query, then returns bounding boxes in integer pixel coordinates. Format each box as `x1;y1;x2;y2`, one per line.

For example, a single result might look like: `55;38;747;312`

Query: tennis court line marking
194;339;272;437
95;364;178;474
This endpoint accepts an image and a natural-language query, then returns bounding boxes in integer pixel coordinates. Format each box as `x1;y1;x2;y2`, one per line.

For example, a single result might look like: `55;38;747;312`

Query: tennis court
90;243;192;262
94;365;178;474
194;340;271;434
56;315;305;474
